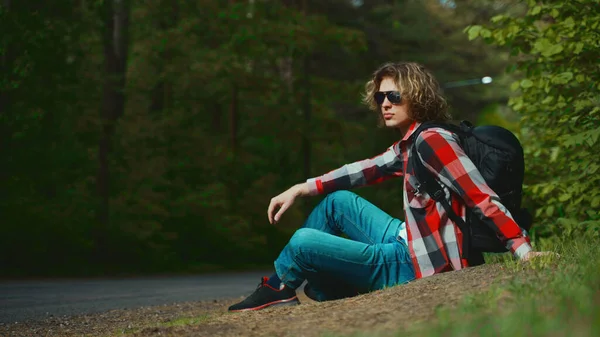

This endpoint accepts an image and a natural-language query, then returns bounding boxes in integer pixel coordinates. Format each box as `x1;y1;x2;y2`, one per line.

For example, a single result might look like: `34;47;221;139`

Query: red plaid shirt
306;121;532;279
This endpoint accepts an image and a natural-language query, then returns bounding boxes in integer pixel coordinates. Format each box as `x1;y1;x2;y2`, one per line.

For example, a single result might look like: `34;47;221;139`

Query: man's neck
399;121;419;142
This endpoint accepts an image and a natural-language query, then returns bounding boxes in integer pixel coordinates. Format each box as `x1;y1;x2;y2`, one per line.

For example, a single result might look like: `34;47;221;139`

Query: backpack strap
409;122;473;260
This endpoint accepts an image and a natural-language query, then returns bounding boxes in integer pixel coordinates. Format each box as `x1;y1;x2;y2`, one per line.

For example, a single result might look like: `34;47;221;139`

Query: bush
466;0;600;239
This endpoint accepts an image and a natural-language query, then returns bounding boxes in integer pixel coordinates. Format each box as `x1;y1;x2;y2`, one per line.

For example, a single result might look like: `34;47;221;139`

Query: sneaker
303;282;362;302
228;277;300;312
303;282;320;301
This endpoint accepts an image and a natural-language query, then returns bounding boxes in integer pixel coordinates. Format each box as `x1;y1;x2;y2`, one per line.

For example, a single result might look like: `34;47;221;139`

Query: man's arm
306;142;404;196
415;129;533;260
268;142;403;224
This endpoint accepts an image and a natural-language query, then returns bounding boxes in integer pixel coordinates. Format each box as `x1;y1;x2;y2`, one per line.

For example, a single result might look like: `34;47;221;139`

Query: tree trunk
0;0;11;116
211;102;222;131
302;56;311;180
0;0;11;193
95;0;131;261
300;0;311;215
301;56;312;216
229;84;238;156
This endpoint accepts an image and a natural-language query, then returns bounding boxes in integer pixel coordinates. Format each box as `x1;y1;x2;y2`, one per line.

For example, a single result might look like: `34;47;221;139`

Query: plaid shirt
306;121;533;279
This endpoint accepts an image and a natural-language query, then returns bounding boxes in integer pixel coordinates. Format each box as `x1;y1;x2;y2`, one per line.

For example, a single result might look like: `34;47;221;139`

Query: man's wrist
304;178;321;196
513;240;533;260
294;183;310;197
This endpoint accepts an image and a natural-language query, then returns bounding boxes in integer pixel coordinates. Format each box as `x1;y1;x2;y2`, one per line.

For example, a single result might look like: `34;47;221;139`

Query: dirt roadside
1;263;518;337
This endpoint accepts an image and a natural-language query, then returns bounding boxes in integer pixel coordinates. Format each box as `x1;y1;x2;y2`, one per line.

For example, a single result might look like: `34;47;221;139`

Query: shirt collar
400;121;422;144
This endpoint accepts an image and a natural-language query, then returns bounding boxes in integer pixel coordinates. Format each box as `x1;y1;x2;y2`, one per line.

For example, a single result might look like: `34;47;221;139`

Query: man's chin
384;121;397;128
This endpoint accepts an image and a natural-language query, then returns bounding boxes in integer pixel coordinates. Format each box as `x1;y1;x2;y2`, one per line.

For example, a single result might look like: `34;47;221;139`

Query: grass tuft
161;314;211;327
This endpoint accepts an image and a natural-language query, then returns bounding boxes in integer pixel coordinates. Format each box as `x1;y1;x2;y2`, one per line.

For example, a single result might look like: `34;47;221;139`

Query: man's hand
268;183;310;224
522;251;559;262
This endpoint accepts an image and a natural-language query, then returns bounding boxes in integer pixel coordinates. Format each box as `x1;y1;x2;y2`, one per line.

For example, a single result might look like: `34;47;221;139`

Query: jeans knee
288;228;319;254
325;190;355;206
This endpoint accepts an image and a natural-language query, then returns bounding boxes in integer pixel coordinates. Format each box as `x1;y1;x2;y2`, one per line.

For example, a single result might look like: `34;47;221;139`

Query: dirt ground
1;263;518;337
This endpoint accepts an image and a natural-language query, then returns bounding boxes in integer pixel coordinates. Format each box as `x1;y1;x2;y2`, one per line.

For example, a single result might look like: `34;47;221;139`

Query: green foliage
466;0;600;238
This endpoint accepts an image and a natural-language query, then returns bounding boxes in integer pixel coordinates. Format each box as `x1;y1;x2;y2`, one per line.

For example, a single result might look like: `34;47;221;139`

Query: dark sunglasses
374;91;402;105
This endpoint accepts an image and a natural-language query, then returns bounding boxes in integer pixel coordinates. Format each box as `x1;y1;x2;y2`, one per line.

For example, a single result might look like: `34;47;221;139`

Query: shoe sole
229;296;300;312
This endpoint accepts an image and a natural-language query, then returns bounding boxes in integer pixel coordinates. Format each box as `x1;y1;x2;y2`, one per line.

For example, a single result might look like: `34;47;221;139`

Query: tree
466;0;600;239
95;0;131;261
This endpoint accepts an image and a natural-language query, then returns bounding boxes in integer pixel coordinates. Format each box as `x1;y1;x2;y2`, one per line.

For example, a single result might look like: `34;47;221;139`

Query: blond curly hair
363;62;450;124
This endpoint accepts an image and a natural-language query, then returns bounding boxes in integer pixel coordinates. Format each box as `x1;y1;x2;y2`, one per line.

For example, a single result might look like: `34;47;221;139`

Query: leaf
491;15;505;23
510;81;521;91
534;38;564;57
558;193;570;202
467;25;482;41
552;72;574;84
520;79;534;88
564;17;575;28
546;205;555;217
586;128;600;147
542;184;555;195
550;146;560;162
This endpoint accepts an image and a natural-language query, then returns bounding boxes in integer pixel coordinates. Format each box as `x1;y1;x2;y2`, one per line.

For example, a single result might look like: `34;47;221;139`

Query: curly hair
363;62;450;125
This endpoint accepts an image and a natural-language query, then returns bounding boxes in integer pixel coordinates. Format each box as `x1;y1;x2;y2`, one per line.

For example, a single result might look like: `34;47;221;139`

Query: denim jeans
274;190;415;301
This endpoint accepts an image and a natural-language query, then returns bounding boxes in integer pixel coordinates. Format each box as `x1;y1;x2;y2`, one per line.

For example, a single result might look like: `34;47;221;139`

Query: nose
381;96;392;108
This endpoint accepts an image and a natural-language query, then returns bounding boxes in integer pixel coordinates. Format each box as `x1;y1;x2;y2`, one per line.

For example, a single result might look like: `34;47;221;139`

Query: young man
228;62;549;312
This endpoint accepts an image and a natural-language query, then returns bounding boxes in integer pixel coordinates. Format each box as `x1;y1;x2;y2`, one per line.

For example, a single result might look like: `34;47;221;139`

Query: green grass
160;315;211;327
393;235;600;337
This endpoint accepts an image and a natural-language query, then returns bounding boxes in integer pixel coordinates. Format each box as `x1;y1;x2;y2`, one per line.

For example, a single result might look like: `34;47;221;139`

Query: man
228;62;549;312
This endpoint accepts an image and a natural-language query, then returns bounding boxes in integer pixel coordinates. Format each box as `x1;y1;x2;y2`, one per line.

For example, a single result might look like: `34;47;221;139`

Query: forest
1;0;598;277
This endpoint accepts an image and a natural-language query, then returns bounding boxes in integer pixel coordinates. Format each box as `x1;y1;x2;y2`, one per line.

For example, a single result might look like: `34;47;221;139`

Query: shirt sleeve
415;128;533;260
306;142;404;196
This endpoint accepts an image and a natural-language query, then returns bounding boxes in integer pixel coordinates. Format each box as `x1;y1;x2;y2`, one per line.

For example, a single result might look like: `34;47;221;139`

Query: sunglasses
374;91;402;105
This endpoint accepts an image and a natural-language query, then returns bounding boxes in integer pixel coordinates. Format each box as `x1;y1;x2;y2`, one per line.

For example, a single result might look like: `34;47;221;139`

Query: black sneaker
228;277;300;312
303;282;321;301
304;282;362;302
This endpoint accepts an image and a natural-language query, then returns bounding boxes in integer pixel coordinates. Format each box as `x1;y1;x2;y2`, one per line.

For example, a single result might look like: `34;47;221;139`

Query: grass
383;234;600;337
160;315;211;327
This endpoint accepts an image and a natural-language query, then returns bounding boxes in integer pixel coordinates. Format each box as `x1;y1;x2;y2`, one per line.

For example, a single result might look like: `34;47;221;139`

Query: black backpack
409;120;532;265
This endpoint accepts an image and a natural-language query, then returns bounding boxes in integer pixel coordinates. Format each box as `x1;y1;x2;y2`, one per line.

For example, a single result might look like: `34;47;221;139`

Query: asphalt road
0;271;271;324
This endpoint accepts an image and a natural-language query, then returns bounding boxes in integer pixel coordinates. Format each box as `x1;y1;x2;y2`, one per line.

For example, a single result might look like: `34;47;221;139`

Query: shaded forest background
1;0;597;277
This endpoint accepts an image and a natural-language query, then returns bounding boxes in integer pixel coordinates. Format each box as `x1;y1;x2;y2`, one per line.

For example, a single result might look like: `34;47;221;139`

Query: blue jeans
274;190;415;301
